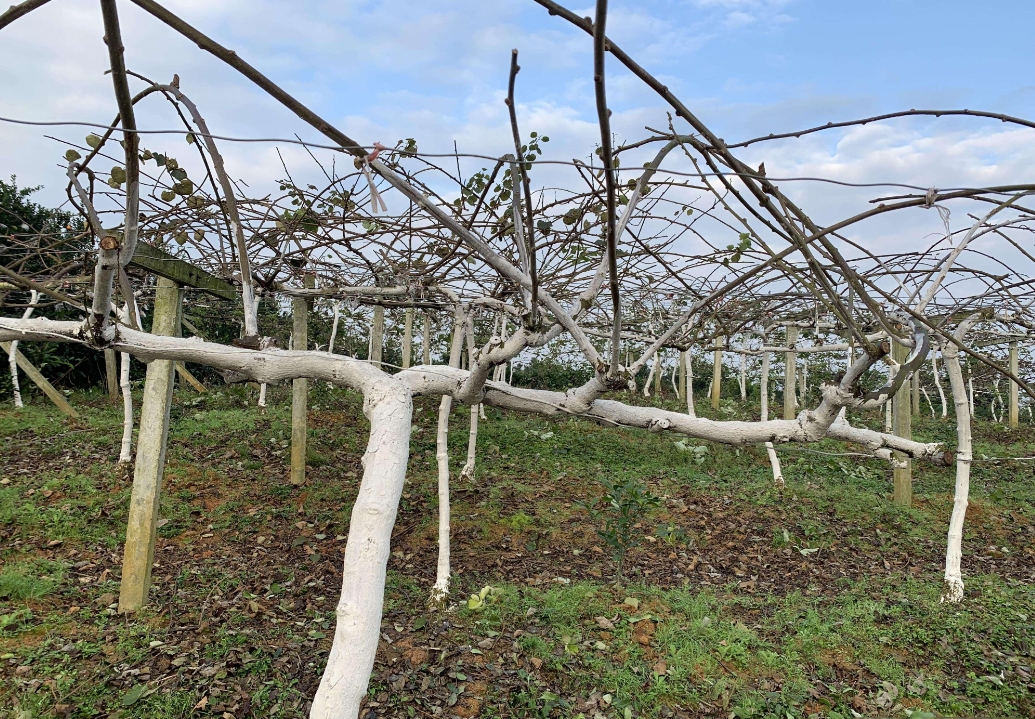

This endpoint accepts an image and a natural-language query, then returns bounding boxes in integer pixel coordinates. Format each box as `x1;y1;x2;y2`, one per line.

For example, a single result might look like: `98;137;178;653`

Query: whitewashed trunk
310;379;412;718
7;340;21;408
460;404;479;480
941;343;971;603
968;369;975;417
932;352;947;418
7;291;37;408
739;352;747;400
328;301;341;353
431;316;465;602
685;350;696;417
764;442;783;486
643;352;657;397
760;351;769;421
118;352;133;463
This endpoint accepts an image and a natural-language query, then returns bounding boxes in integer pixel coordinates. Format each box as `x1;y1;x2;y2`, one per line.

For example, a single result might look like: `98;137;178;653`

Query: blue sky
1;0;1033;252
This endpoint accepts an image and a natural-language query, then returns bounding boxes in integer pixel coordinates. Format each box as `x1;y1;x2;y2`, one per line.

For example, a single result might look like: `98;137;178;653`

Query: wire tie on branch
362;142;389;214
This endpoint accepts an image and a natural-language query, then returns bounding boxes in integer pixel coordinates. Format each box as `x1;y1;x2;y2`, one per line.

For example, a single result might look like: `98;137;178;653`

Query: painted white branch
431;312;465;602
163;85;258;338
116;298;139;464
119;351;133;463
968;368;975;417
941;321;978;603
922;385;935;418
643;352;657;397
461;405;480;481
764;442;783;486
686;349;696;418
371;158;604;369
760;350;769;421
932;351;947;418
67;162;118;344
670;352;679;396
739;352;747;401
328;301;341;354
459;318;479;481
7;290;38;408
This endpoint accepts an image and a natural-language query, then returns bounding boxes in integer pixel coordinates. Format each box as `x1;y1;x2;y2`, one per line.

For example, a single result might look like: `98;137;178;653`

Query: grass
0;381;1033;718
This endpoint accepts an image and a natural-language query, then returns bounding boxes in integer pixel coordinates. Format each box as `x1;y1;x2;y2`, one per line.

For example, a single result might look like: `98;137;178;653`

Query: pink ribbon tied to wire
362;142;389;214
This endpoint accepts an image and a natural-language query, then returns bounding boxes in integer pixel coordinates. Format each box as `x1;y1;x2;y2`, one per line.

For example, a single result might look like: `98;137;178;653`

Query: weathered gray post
783;325;798;420
892;339;912;507
118;277;181;612
678;350;686;401
710;338;722;410
422;312;432;365
912;370;921;416
105;348;119;399
370;305;385;368
402;307;414;369
290;274;314;486
1009;341;1019;429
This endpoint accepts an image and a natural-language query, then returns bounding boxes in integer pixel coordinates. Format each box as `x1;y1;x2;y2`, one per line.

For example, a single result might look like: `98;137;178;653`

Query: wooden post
678;350;687;401
422;312;432;365
118;277;181;613
105;348;119;399
912;369;921;416
370;305;385;368
402;308;414;369
760;350;770;421
1;342;80;418
290;274;314;486
784;325;798;420
654;352;663;396
710;338;723;410
892;339;912;507
1009;341;1019;429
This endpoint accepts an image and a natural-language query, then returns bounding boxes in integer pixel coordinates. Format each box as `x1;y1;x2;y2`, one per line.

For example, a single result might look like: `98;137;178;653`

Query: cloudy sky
2;0;1033;254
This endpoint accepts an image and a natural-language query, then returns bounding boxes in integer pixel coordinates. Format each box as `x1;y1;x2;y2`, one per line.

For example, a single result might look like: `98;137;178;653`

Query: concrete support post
892;339;912;507
784;326;798;420
118;277;181;613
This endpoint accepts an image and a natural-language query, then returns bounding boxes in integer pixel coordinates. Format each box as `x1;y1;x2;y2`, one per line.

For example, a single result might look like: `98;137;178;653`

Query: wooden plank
1;342;80;418
175;363;207;393
119;277;181;613
129;242;236;301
